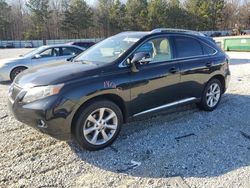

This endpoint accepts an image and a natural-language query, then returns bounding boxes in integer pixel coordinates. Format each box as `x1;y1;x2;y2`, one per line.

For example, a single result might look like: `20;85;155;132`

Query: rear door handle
169;67;178;74
206;62;213;68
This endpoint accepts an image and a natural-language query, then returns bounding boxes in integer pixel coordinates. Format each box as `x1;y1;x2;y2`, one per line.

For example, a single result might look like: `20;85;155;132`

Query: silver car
0;44;85;81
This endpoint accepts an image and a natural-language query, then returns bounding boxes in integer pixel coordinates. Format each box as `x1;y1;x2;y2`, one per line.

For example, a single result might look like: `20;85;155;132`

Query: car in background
8;28;230;151
0;44;84;81
67;41;95;49
4;42;15;48
24;42;33;48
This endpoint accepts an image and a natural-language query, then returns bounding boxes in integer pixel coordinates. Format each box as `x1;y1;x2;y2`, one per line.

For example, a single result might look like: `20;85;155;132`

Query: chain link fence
0;38;103;48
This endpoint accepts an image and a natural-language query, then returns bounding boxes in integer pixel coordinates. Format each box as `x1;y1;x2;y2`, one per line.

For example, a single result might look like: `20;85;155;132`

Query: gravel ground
1;49;250;187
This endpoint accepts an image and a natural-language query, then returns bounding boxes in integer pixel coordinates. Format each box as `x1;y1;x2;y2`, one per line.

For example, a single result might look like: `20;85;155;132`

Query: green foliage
1;0;249;40
185;0;225;30
61;0;93;37
26;0;51;39
148;0;167;29
125;0;148;30
0;0;11;39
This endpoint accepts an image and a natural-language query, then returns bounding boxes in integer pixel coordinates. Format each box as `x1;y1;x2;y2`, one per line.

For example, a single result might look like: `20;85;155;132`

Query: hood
15;61;99;88
0;57;26;66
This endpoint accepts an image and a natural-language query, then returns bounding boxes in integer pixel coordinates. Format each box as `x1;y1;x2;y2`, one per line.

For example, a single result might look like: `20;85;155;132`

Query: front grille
10;84;22;101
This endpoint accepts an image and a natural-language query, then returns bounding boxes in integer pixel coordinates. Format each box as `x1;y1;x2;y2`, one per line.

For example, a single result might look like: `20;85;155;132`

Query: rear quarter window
174;36;203;58
202;43;217;55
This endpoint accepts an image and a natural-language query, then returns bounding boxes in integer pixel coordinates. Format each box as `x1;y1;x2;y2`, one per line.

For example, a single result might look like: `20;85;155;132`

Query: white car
0;44;85;81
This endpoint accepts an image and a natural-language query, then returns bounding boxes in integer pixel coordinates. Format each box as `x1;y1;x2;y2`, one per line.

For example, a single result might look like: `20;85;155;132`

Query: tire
198;79;222;111
10;67;27;81
73;100;123;151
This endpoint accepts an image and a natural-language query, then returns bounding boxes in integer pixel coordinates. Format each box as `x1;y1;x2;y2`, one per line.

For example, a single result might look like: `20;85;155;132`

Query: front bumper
0;67;11;82
224;69;231;92
8;94;76;141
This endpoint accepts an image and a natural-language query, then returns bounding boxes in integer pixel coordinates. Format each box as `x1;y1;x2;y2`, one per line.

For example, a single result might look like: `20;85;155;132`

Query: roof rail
150;28;205;36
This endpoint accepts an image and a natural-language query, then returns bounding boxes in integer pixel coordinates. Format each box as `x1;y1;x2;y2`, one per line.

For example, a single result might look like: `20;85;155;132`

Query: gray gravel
1;49;250;187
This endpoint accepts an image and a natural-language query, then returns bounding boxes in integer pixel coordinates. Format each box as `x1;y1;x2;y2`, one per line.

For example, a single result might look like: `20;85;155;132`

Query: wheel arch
10;65;28;79
208;74;226;93
71;94;128;134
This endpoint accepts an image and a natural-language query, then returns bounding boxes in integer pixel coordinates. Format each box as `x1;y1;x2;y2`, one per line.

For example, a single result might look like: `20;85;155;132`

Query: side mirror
130;52;151;73
34;54;41;59
67;55;76;62
131;52;150;64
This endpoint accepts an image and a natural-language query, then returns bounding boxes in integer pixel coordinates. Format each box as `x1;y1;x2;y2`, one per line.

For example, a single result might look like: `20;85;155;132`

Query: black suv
8;29;230;151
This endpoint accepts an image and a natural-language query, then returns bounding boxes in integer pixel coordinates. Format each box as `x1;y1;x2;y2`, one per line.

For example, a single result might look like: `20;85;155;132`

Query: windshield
22;46;46;58
74;33;147;64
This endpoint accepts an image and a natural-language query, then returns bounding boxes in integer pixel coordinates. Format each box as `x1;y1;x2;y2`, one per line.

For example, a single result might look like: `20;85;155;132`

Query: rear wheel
198;79;222;111
73;100;123;151
10;67;27;81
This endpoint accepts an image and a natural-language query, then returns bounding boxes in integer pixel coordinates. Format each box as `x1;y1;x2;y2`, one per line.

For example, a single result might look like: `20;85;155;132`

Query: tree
0;0;249;40
147;0;167;29
185;0;225;30
167;0;187;28
238;1;250;29
125;0;148;30
26;0;51;40
95;0;113;37
0;0;11;40
61;0;93;38
109;0;126;33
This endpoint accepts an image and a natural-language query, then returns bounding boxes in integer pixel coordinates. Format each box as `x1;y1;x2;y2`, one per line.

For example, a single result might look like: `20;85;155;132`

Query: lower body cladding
8;95;76;140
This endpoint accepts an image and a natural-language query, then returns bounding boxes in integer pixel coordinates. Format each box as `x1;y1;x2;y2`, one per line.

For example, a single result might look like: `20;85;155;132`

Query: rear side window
62;47;82;56
174;36;203;58
202;43;216;55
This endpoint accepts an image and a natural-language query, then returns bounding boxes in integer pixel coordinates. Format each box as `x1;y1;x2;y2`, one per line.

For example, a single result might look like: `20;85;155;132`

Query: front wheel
10;67;27;81
198;79;222;111
73;100;123;151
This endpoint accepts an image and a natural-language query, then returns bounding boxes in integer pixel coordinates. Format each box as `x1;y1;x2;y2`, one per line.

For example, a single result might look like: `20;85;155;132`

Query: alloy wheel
206;83;221;108
83;108;118;145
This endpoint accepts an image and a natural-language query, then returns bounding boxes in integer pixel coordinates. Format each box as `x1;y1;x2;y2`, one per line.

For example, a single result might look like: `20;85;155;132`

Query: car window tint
135;38;172;63
39;48;60;58
175;37;203;58
62;47;81;56
202;43;216;55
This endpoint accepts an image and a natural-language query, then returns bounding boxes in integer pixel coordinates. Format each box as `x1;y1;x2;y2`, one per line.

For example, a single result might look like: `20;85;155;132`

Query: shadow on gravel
70;93;250;179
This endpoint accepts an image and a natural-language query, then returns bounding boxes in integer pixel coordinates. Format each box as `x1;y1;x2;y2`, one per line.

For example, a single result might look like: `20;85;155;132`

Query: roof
118;28;206;38
150;28;206;36
41;44;85;50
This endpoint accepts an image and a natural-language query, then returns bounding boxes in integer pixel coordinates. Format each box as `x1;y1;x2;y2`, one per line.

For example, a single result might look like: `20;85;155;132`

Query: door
173;36;217;99
128;37;182;116
31;47;61;67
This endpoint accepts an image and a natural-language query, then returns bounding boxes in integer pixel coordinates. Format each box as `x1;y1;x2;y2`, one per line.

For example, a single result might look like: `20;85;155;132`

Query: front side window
174;36;203;58
39;48;60;58
75;33;147;64
134;37;173;63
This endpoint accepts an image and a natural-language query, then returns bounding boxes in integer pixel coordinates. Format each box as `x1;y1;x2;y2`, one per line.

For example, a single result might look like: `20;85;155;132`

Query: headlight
22;84;64;103
0;63;7;68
